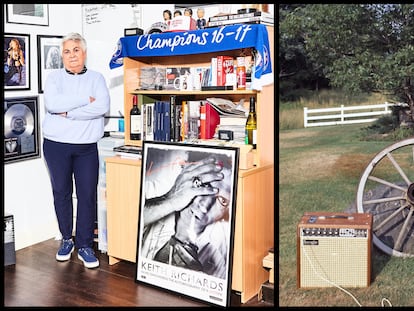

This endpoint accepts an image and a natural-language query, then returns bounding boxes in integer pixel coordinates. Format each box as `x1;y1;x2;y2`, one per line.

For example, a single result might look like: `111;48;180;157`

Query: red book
216;55;234;86
200;102;220;139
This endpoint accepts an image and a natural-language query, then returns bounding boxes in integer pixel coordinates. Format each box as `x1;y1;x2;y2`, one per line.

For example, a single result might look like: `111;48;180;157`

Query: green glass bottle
245;96;257;149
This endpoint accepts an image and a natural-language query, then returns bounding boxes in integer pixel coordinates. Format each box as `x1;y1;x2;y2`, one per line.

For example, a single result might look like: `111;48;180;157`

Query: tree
283;4;414;123
278;4;329;99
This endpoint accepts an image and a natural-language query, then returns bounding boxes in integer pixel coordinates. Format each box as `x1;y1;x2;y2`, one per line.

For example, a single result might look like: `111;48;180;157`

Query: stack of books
207;11;274;28
113;145;142;159
206;97;248;143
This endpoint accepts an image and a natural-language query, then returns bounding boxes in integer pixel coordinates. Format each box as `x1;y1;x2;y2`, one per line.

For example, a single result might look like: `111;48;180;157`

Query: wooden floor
4;238;274;307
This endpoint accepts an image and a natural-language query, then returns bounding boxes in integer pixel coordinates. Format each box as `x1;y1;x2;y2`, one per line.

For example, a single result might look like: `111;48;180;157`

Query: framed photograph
37;35;63;93
4;96;40;164
4;33;30;91
135;141;239;307
6;4;49;26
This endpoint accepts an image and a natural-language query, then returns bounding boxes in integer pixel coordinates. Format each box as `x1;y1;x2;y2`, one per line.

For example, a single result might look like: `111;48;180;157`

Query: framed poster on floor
4;96;40;164
135;141;239;307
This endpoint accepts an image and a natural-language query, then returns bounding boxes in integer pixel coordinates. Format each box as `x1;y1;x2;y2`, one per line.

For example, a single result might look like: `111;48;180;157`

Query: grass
279;123;414;307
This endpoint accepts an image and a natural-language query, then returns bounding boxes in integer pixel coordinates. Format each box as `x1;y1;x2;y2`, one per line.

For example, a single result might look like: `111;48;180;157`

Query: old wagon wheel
356;138;414;257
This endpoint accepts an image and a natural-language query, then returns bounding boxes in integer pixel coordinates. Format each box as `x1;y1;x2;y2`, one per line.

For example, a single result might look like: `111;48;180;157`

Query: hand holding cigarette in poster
143;157;224;226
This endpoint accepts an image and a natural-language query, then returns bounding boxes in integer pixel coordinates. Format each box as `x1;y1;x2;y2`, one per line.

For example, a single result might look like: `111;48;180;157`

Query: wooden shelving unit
106;25;274;303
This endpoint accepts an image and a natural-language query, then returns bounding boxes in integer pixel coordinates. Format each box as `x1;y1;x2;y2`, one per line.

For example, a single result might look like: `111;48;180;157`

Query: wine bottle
245;96;257;149
130;95;142;140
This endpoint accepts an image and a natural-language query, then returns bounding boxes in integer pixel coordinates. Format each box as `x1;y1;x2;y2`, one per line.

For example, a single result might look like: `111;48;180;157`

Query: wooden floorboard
4;238;274;307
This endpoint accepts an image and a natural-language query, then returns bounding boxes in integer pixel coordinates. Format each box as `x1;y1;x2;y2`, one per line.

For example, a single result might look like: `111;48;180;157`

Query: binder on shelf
200;102;220;139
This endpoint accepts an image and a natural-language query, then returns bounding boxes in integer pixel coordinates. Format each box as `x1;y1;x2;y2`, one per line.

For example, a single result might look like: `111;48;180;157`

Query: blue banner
109;24;273;90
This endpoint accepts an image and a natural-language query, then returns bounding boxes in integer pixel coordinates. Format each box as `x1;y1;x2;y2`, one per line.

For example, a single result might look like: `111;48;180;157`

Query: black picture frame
135;141;239;307
4;96;40;164
6;4;49;26
37;35;64;93
4;33;30;91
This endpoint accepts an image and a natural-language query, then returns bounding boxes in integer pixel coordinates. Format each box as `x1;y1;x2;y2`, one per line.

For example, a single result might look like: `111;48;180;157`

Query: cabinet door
106;158;141;263
231;165;274;303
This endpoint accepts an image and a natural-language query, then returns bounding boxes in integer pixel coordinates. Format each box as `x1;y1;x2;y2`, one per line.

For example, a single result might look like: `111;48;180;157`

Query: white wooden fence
304;102;396;128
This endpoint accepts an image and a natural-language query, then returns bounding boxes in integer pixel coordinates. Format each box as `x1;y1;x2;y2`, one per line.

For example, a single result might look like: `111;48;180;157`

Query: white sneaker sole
56;245;74;261
77;253;99;269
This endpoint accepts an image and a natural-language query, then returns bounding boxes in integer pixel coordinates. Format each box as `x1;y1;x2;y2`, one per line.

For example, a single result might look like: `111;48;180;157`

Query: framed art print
135;141;239;307
4;96;40;164
6;4;49;26
37;35;63;93
4;33;30;91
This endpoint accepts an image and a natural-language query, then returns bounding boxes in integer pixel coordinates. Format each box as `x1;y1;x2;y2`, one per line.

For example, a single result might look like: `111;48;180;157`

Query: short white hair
61;32;87;52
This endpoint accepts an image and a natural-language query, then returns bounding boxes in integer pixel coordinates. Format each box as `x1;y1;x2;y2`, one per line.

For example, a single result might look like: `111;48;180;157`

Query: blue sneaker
56;238;74;261
78;247;99;269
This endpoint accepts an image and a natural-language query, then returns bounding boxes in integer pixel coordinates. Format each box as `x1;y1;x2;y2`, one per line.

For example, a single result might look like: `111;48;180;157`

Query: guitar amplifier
297;212;372;288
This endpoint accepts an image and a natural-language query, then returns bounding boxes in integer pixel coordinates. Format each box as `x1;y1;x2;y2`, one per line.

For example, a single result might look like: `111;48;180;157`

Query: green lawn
279;124;414;307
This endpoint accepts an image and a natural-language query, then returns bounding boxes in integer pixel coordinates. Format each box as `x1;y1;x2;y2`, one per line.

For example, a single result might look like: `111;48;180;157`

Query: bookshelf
106;25;274;303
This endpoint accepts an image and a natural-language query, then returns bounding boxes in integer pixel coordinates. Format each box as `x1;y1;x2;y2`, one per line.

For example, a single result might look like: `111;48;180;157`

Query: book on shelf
216;55;234;87
219;115;248;126
180;101;189;141
187;100;202;140
209;11;264;22
200;102;220;139
142;102;155;141
163;100;171;142
207;12;274;27
210;57;217;87
113;145;142;159
206;97;247;117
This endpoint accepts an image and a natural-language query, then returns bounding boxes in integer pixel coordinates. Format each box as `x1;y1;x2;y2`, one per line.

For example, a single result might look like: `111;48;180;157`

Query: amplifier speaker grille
297;212;372;288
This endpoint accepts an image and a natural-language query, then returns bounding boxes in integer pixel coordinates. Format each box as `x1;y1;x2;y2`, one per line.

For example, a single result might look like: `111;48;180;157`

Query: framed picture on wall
135;141;239;307
4;96;40;164
6;4;49;26
4;33;30;91
37;35;64;93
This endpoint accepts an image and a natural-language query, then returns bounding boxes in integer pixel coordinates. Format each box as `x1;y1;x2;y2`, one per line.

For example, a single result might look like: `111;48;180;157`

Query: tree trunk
403;77;414;124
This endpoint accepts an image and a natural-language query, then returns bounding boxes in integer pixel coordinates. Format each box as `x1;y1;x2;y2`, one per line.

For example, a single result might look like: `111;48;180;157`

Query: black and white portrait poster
37;35;63;93
135;141;239;307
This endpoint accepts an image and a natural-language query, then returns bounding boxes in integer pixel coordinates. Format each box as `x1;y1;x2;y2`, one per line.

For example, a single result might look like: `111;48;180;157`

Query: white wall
4;4;83;250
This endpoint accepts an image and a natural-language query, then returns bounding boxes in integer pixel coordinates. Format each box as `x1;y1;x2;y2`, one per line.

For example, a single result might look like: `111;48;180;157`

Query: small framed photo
4;33;30;91
37;35;63;93
6;4;49;26
135;141;239;307
4;96;40;164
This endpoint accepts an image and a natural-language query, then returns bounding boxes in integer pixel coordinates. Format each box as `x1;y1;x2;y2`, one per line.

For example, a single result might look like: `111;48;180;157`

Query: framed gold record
4;96;40;163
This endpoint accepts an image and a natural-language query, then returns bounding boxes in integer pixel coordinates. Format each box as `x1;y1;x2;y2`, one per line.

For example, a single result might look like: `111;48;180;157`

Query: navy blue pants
43;138;98;249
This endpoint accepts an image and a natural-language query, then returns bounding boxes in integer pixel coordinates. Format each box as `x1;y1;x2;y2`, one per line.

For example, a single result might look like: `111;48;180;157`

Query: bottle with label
236;56;246;90
245;96;257;149
130;95;141;140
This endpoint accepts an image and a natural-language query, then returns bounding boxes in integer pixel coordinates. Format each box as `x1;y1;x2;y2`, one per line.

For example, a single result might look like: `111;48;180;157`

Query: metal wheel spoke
363;196;405;205
373;202;409;231
386;152;411;186
367;176;407;192
394;207;414;251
